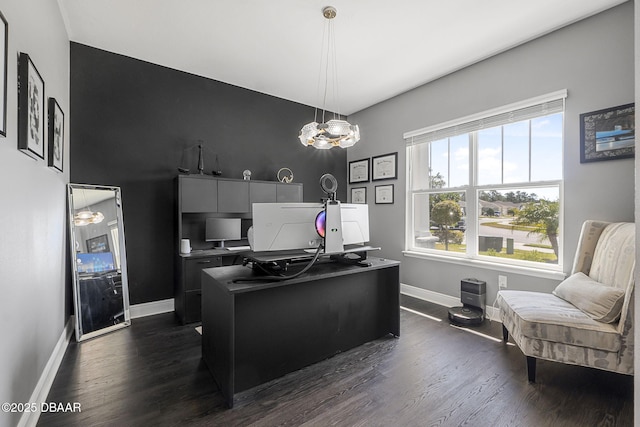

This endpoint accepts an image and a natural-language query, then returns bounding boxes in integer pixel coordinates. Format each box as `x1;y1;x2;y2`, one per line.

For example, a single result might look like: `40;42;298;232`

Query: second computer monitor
249;202;369;252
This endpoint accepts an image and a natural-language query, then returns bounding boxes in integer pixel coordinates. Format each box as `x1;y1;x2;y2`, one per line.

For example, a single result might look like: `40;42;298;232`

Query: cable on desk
233;245;324;283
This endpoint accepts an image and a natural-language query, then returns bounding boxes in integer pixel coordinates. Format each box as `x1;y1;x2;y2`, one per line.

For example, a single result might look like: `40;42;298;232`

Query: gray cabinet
176;253;224;324
180;176;218;212
277;183;303;202
249;181;276;204
248;181;303;205
180;176;302;214
218;180;250;213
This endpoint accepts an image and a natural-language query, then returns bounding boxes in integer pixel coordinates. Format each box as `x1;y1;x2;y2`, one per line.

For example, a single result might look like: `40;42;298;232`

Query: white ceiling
57;0;626;115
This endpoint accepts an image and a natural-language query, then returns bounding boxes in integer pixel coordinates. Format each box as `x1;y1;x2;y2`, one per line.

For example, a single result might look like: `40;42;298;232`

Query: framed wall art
18;52;45;160
580;103;635;163
372;152;398;181
349;158;369;183
87;235;110;253
0;11;7;137
375;184;394;204
351;187;367;204
48;98;64;172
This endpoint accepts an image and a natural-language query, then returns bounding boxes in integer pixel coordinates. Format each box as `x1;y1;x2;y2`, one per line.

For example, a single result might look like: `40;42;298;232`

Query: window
109;222;121;269
405;91;565;271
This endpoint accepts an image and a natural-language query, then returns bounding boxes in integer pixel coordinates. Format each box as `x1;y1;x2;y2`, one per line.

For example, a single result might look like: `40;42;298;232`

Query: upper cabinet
179;175;302;214
218;180;250;213
276;183;303;203
249;181;276;204
180;176;218;212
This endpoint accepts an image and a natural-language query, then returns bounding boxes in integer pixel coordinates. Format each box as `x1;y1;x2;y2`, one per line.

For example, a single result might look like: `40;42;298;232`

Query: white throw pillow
553;272;625;323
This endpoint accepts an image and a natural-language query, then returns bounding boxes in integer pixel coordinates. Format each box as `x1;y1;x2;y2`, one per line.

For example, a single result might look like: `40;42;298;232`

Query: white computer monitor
249;202;369;252
340;203;370;245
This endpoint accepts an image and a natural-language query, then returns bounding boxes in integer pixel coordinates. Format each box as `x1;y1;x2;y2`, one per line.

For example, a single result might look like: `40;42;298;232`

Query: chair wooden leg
526;356;536;383
502;324;509;342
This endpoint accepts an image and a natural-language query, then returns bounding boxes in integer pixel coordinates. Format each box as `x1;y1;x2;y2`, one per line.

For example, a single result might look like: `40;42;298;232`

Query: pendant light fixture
74;190;105;226
299;6;360;149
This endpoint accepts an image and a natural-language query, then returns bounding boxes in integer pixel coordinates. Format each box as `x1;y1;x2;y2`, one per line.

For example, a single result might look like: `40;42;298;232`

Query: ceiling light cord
330;19;341;121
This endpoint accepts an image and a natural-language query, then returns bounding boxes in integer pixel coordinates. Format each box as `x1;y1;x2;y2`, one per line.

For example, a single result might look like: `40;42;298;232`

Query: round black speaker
448;306;484;326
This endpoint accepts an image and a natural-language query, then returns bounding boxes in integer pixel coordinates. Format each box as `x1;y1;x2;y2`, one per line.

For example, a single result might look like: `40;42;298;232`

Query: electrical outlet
498;275;507;289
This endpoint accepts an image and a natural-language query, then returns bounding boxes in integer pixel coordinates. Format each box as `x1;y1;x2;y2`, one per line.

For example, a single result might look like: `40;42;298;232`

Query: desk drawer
185;257;222;291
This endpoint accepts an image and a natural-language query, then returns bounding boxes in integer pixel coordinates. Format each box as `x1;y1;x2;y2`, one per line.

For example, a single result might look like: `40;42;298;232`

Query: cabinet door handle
197;260;212;264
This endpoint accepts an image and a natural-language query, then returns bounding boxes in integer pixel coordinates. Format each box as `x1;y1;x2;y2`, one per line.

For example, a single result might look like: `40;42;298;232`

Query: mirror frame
67;183;131;341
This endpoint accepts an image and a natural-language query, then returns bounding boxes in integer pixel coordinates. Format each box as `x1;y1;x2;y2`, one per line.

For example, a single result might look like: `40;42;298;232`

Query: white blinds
404;90;567;146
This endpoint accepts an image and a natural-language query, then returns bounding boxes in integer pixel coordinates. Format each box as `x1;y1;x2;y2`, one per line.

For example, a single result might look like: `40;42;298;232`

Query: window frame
404;91;566;276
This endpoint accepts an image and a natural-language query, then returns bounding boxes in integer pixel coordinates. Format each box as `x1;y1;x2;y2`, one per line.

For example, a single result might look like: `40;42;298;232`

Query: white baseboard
401;283;500;321
19;299;175;427
130;298;175;319
18;316;75;427
401;283;460;307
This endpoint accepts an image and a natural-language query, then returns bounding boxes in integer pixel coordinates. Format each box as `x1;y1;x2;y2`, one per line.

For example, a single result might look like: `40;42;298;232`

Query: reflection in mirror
67;184;131;341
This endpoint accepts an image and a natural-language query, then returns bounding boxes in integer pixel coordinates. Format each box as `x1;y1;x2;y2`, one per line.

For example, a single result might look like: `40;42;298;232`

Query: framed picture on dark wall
372;152;398;181
48;98;64;172
17;52;45;159
87;235;110;253
580;103;635;163
0;11;7;137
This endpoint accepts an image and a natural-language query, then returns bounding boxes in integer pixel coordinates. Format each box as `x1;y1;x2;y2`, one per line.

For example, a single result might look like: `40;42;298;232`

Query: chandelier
299;6;360;149
74;190;105;226
74;210;104;226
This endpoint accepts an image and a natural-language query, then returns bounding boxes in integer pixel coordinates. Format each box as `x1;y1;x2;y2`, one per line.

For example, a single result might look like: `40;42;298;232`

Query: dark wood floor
39;296;633;426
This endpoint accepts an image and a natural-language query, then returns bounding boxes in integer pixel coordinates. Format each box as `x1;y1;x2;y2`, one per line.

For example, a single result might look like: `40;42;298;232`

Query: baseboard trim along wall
130;298;175;319
400;283;500;321
19;316;75;427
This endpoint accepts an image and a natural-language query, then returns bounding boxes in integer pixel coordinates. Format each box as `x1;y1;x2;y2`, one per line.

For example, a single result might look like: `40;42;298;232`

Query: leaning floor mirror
67;184;131;341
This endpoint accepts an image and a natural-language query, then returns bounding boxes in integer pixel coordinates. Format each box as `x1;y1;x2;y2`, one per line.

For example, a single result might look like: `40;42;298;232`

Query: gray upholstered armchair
497;220;635;382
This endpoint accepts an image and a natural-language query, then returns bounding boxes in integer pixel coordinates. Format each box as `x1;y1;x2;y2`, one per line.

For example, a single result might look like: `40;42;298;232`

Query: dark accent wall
70;43;347;304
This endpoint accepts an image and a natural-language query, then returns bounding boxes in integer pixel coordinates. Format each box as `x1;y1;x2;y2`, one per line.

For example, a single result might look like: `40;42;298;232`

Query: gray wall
0;1;70;426
348;3;635;303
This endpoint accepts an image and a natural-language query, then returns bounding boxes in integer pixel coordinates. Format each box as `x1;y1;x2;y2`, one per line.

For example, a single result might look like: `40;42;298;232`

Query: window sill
402;250;567;281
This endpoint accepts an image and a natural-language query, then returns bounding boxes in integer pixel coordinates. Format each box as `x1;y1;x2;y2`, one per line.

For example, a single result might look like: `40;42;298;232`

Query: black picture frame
349;158;370;183
375;184;394;204
48;98;64;172
351;187;367;204
87;235;110;254
580;103;635;163
0;11;7;137
372;152;398;181
18;52;45;160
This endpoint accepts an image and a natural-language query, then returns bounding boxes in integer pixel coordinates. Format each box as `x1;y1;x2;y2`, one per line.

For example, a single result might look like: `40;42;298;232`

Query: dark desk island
201;257;400;408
